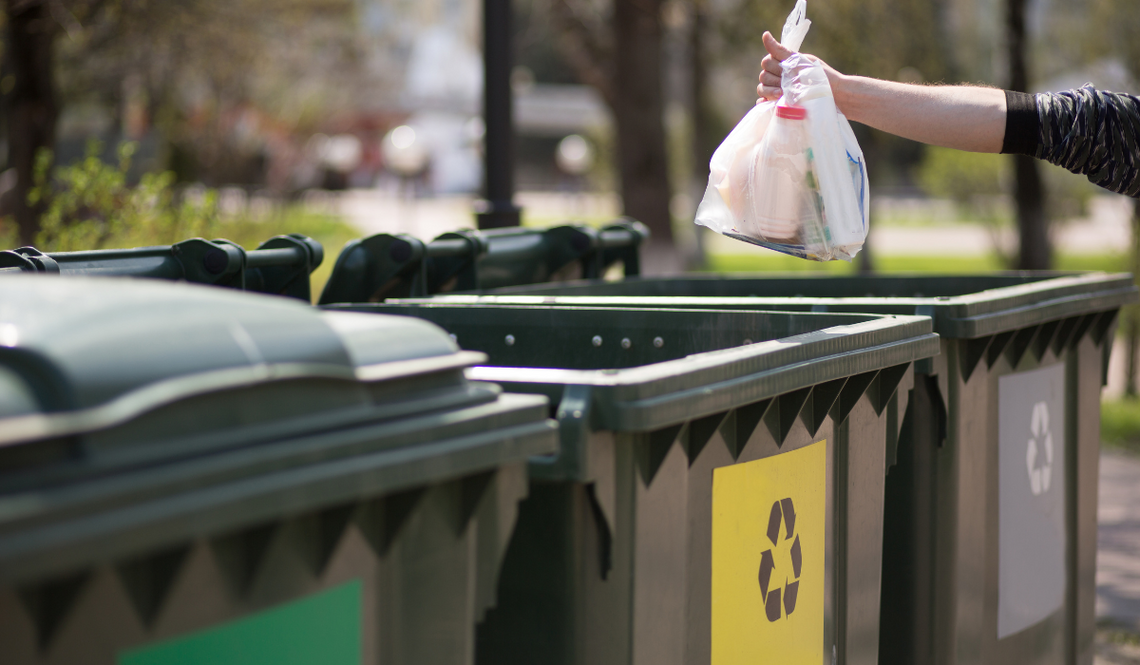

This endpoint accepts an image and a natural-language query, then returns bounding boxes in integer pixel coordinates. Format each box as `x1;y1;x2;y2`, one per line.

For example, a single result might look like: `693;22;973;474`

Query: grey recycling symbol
1027;401;1053;496
758;497;801;622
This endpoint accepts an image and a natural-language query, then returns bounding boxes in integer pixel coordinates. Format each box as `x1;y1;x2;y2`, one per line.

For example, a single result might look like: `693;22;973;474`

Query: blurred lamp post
477;0;521;229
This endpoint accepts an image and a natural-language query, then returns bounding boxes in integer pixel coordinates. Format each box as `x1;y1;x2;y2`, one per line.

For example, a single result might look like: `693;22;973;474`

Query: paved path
1099;449;1140;629
1098;449;1140;663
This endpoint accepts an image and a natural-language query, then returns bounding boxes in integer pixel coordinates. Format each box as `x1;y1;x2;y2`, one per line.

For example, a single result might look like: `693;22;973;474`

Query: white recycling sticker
1026;401;1054;496
998;362;1066;639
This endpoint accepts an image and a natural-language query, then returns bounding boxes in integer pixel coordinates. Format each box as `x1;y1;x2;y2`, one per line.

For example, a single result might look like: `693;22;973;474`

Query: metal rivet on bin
743;338;753;345
505;334;516;346
572;410;583;419
621;338;632;349
653;336;664;348
592;335;603;347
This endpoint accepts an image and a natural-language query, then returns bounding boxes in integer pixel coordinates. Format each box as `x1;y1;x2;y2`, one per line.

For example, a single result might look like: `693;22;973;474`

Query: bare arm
758;32;1007;153
830;76;1006;153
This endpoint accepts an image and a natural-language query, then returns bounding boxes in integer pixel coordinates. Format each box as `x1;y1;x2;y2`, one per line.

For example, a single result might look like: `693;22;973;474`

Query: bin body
329;302;941;665
428;272;1140;665
0;277;557;665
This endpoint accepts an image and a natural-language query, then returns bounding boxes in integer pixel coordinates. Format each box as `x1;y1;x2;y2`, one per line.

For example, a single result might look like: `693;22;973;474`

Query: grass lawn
199;207;359;303
705;252;1132;274
1103;397;1140;455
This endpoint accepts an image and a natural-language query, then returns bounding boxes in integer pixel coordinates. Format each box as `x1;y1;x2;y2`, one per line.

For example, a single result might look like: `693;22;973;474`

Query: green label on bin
118;580;361;665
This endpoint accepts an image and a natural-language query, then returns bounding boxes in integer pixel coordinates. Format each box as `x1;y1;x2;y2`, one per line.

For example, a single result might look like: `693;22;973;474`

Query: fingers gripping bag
694;0;869;261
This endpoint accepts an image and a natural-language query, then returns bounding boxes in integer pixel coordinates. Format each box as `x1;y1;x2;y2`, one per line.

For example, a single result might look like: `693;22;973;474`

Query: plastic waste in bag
695;0;869;261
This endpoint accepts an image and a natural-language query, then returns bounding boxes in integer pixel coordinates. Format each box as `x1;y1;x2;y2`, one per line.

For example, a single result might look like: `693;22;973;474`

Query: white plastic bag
694;0;869;261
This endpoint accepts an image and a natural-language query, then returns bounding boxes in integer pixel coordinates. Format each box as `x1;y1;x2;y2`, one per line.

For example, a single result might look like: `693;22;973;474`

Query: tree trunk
688;0;711;270
1006;0;1049;270
614;0;674;257
689;2;714;181
1126;198;1140;398
856;131;881;274
3;0;59;246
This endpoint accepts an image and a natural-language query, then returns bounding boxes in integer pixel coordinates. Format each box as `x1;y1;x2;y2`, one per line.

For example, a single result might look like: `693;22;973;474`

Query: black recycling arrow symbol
766;585;783;622
780;498;796;540
784;579;799;615
766;501;782;546
759;497;801;622
758;549;775;601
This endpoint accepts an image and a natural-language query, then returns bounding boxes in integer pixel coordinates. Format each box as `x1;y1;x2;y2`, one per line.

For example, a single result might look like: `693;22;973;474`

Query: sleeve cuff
1001;90;1039;156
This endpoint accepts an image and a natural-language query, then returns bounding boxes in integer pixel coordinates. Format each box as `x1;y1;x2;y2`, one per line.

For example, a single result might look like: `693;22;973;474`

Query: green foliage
916;145;1100;226
29;141;224;252
1102;398;1140;453
1087;0;1140;78
1042;162;1100;222
727;0;955;83
915;146;1008;205
0;215;17;251
12;140;360;301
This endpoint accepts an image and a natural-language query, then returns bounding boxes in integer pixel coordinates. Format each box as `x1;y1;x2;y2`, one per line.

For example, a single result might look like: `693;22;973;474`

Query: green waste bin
325;300;941;665
0;276;557;665
423;271;1140;665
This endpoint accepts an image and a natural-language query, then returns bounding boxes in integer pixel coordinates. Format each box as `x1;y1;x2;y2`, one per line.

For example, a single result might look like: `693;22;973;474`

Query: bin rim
0;392;556;585
356;309;940;432
403;271;1138;338
469;314;931;386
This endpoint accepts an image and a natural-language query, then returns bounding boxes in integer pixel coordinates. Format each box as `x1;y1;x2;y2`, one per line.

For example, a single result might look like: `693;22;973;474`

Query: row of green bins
0;234;323;301
423;272;1140;664
0;276;557;665
324;299;942;664
318;220;647;305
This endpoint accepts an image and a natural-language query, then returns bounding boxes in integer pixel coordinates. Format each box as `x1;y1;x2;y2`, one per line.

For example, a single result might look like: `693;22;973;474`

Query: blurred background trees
1086;0;1140;396
3;0;365;244
0;0;1137;270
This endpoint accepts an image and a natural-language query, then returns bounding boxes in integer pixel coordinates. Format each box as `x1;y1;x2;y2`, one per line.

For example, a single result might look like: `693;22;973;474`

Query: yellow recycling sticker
711;439;826;665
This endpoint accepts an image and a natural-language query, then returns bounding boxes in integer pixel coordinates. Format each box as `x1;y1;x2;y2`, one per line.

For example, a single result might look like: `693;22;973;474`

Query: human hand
757;31;843;104
757;31;794;102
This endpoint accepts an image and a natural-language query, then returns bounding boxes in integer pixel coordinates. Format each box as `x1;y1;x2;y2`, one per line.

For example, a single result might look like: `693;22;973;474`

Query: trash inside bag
695;0;869;261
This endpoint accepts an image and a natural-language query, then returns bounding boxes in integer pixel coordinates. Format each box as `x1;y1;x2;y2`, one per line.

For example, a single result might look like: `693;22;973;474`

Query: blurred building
357;0;611;195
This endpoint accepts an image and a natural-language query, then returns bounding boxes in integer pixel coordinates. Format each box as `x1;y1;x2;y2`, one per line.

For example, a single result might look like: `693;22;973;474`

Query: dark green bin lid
427;272;1139;338
0;277;556;584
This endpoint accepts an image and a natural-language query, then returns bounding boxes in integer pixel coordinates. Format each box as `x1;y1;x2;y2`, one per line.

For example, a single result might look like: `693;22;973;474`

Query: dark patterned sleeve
1001;84;1140;198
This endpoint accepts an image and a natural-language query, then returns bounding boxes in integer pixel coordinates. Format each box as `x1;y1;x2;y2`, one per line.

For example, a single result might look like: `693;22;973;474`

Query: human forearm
830;75;1007;153
758;32;1008;153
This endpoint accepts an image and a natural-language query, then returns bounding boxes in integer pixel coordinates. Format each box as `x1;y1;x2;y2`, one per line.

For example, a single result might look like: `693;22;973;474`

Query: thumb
762;31;794;61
